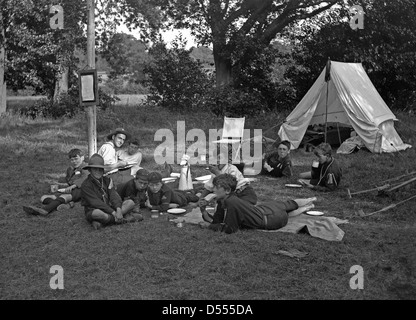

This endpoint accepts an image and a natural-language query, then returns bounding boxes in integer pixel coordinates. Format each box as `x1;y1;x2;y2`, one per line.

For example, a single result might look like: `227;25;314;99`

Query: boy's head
83;154;105;179
314;142;332;164
107;128;130;148
212;174;237;200
68;149;85;168
134;169;149;191
277;140;291;159
127;139;140;155
147;172;163;193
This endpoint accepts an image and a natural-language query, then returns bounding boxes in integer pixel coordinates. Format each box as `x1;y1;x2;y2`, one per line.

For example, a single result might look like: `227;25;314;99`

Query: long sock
43;197;65;213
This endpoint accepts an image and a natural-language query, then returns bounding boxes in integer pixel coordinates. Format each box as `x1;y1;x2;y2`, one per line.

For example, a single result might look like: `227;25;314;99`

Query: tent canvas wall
278;61;412;153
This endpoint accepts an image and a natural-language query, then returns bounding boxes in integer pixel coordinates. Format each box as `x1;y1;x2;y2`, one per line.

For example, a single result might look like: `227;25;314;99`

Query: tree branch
260;0;339;43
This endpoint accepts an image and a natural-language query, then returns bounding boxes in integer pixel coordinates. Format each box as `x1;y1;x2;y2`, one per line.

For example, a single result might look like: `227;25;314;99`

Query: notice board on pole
79;69;99;106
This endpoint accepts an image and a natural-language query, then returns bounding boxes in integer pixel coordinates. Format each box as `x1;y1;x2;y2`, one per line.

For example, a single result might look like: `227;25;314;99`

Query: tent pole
324;80;329;143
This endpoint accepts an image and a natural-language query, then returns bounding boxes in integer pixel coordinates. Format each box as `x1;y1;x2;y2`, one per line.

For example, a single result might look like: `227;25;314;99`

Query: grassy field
0;102;415;301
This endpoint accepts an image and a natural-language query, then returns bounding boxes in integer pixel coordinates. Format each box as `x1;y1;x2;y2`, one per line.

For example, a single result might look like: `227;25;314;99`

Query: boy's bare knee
122;199;135;214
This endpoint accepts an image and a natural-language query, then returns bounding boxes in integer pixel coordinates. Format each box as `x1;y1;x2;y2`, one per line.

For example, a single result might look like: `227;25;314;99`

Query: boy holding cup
298;142;342;191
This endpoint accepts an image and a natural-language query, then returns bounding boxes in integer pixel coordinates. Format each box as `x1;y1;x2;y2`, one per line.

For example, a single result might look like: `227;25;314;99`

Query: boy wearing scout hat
80;154;142;229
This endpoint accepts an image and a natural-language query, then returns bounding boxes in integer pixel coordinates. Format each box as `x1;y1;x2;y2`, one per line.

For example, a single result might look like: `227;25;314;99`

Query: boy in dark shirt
23;148;89;216
80;154;141;230
298;142;342;191
261;140;293;178
118;169;149;212
207;174;317;234
145;172;199;212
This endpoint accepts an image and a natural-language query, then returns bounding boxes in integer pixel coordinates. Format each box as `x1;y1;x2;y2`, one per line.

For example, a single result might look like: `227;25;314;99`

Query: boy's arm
71;165;89;188
148;188;172;211
65;167;73;184
108;180;123;209
281;160;293;178
209;203;240;234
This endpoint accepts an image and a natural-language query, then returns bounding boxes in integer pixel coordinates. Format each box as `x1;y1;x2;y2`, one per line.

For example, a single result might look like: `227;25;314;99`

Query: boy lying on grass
204;174;317;234
298;142;342;191
80;154;142;230
145;172;199;212
23;148;89;216
198;153;257;222
261;140;293;178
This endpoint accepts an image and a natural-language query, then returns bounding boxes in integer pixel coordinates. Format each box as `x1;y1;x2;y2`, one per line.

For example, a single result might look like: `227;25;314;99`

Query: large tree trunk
0;11;6;115
53;67;69;101
213;42;232;87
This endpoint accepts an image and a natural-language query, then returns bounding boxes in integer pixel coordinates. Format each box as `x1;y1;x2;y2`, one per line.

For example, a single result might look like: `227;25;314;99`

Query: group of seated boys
23;128;342;234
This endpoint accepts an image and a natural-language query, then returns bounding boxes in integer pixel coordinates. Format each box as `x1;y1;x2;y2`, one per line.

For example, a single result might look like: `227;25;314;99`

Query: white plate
162;177;177;182
170;173;181;178
306;210;324;216
285;184;302;188
195;175;212;181
167;208;187;215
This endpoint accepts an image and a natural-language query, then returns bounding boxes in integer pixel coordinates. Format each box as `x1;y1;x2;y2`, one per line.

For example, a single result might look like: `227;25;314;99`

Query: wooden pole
86;0;97;158
324;58;331;144
324;81;329;143
0;10;6;115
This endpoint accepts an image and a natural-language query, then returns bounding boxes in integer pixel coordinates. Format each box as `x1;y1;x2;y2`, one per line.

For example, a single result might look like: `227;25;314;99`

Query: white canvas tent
278;61;412;153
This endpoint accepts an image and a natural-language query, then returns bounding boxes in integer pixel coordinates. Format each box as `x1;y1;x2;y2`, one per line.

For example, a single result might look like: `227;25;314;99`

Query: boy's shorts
257;200;298;230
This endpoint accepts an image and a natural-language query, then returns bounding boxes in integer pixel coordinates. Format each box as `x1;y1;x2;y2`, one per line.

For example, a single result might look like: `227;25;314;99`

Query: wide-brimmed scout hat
107;128;130;141
148;172;162;183
135;169;150;181
83;154;106;170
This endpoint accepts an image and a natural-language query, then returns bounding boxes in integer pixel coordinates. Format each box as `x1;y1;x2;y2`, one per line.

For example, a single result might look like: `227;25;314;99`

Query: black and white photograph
0;0;415;306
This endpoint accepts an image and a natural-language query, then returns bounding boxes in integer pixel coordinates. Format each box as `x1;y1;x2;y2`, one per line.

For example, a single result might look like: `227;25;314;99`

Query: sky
116;24;197;49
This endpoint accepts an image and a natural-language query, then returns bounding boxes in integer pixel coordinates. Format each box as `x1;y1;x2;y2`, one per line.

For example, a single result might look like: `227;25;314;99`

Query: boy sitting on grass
23;148;89;216
118;169;149;213
145;172;199;212
298;142;342;191
205;174;317;234
80;154;142;230
117;138;143;176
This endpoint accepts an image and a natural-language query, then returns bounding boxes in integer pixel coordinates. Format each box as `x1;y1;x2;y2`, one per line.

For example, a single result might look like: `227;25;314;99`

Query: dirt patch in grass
0;108;415;300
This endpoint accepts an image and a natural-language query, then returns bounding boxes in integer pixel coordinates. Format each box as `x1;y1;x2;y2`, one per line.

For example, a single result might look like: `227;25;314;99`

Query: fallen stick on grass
357;194;416;217
382;176;416;193
379;171;416;184
346;184;391;198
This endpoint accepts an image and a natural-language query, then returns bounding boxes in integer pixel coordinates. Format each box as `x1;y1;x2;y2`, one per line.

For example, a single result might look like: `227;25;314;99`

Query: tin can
177;222;183;228
151;210;159;218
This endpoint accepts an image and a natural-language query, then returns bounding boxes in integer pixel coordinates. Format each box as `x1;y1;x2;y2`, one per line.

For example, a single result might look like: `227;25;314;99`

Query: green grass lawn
0;105;415;300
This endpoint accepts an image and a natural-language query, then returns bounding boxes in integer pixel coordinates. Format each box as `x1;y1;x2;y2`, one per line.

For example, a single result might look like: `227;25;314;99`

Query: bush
19;86;119;119
200;85;267;118
143;40;213;113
